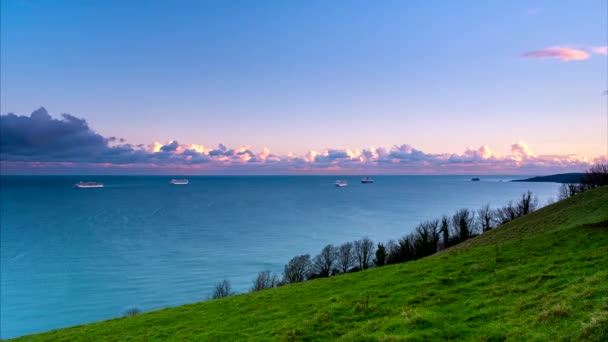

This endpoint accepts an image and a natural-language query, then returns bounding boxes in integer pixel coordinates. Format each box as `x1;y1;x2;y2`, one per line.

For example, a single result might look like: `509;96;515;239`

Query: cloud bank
1;108;604;175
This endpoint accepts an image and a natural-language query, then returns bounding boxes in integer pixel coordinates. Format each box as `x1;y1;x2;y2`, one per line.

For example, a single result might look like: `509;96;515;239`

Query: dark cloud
160;140;179;152
1;108;125;162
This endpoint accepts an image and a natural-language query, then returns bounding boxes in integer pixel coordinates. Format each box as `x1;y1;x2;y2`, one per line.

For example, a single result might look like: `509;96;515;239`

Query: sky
1;0;607;175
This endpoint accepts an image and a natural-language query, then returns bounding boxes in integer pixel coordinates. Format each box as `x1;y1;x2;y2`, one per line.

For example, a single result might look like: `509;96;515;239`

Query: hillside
12;187;608;341
512;173;585;184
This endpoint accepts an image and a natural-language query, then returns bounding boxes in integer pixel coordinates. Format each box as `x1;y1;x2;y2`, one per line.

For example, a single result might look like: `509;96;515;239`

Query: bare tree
283;254;312;284
557;163;607;200
250;271;279;292
582;163;608;188
493;201;518;225
516;190;538;216
337;242;355;273
353;237;375;270
558;183;583;200
493;191;539;226
312;244;338;277
452;208;474;242
211;279;233;299
477;204;493;232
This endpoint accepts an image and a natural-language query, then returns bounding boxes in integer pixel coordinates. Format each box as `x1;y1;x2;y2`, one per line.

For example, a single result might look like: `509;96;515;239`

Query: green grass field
12;187;608;341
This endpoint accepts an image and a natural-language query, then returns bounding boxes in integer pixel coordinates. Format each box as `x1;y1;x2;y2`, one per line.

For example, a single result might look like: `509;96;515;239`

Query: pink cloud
2;140;604;175
2;109;605;175
523;47;590;61
592;46;608;55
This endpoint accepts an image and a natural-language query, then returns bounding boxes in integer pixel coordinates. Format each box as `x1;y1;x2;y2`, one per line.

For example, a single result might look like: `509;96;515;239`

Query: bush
374;243;387;267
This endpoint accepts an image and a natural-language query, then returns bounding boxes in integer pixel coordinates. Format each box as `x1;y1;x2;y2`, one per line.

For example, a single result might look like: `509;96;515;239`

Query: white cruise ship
74;181;104;188
170;179;189;185
335;180;348;187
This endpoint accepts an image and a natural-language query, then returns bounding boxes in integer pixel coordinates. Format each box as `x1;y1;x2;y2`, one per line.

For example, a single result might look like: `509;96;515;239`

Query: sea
0;175;560;338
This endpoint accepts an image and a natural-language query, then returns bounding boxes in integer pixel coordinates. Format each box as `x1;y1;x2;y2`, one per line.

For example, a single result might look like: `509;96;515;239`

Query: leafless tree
477;204;493;232
582;163;608;188
312;244;338;277
557;163;608;199
493;201;518;225
283;254;312;284
250;271;279;292
558;183;584;200
353;237;375;270
493;191;539;225
337;241;355;273
516;190;538;216
211;279;232;299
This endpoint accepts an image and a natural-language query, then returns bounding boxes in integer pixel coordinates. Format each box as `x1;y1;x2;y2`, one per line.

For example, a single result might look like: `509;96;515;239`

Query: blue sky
1;0;607;174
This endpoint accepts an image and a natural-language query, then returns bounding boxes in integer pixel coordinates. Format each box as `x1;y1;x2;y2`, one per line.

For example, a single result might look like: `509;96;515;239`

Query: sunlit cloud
523;47;590;61
592;46;608;55
1;108;605;175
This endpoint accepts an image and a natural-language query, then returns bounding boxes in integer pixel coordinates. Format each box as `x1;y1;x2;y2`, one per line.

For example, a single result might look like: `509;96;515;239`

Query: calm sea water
0;175;559;338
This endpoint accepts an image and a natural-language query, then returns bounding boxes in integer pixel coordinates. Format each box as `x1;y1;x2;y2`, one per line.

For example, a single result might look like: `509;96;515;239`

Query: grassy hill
12;187;608;341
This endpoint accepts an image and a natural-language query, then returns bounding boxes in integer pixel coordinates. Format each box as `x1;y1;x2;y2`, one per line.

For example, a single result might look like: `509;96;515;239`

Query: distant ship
335;180;348;187
170;179;189;185
361;177;374;183
74;181;104;188
471;178;480;182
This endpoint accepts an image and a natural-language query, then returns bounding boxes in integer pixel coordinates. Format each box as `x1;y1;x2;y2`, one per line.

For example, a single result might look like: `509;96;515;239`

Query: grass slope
12;187;608;341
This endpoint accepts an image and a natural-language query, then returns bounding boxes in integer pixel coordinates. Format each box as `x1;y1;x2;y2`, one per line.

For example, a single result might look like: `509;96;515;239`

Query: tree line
210;162;607;299
211;190;540;298
558;163;608;200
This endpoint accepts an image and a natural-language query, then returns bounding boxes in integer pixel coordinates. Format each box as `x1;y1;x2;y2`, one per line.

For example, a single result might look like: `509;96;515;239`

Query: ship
74;181;104;188
170;179;189;185
361;177;374;183
335;180;348;187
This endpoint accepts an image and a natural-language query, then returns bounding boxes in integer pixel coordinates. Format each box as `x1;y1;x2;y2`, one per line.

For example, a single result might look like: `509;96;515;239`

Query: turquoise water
0;176;559;338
